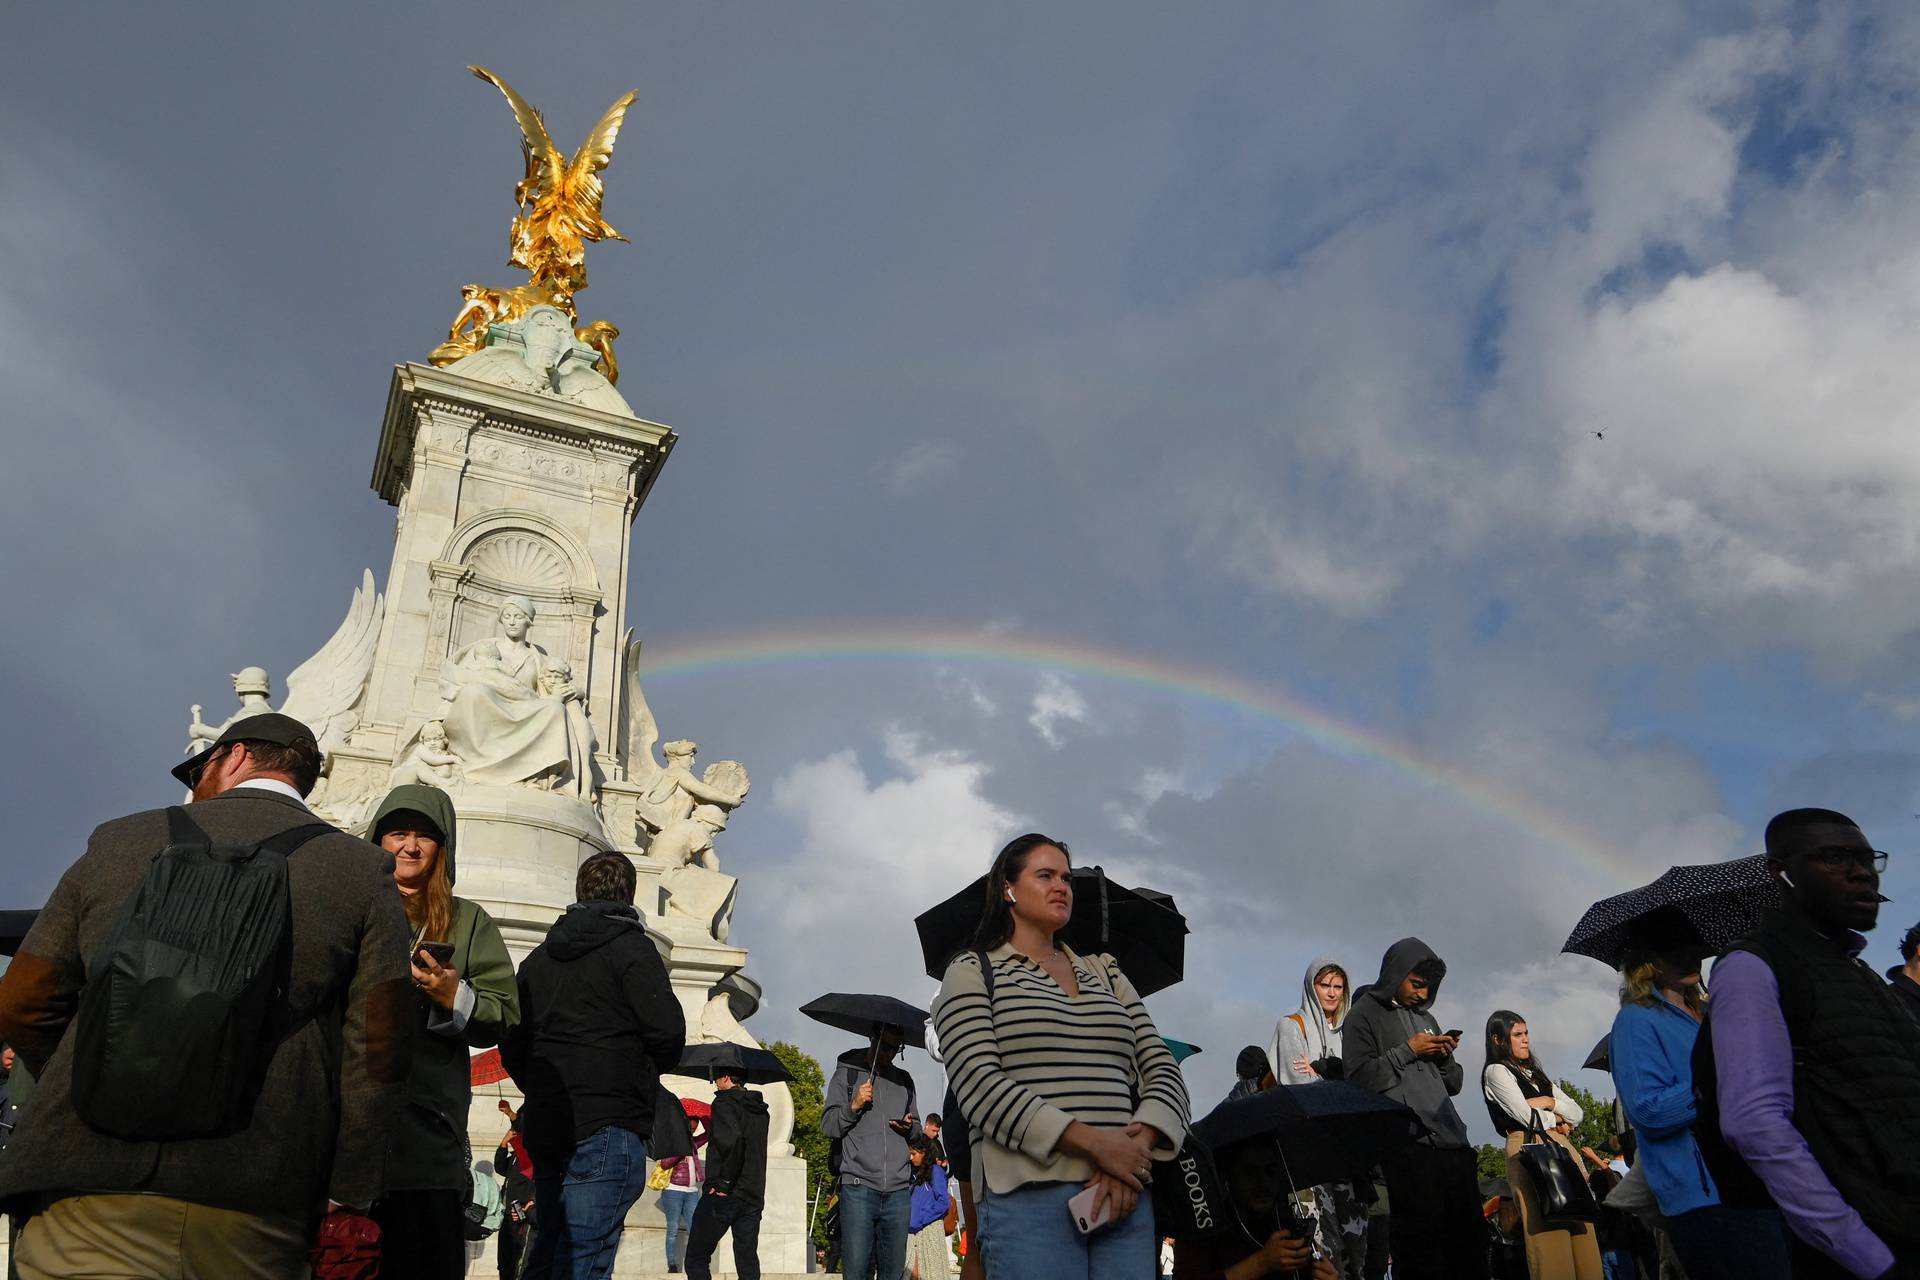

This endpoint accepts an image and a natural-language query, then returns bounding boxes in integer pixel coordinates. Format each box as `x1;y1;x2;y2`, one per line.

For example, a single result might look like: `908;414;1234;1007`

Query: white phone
1065;1185;1112;1235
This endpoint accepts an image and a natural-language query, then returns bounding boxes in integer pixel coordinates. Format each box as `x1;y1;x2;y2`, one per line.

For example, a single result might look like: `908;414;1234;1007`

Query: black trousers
685;1194;762;1280
1380;1144;1488;1280
498;1199;534;1280
373;1188;469;1280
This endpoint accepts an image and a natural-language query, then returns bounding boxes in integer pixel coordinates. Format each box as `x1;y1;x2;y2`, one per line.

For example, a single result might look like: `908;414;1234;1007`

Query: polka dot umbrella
1563;854;1781;967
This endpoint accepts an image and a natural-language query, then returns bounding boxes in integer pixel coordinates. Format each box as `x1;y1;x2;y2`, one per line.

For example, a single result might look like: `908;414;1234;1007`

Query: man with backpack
0;713;413;1279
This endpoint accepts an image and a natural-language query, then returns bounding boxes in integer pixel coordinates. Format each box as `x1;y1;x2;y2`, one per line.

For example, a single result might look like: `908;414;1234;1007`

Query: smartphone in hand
416;940;455;967
1065;1185;1112;1235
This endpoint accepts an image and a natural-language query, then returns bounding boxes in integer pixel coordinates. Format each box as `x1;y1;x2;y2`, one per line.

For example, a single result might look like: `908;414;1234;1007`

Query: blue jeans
978;1181;1155;1280
1600;1248;1631;1280
660;1187;701;1270
838;1182;911;1280
522;1125;651;1280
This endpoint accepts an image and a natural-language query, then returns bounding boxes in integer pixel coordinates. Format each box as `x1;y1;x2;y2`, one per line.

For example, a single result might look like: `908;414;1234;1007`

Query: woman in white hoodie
1269;958;1368;1280
1270;958;1350;1085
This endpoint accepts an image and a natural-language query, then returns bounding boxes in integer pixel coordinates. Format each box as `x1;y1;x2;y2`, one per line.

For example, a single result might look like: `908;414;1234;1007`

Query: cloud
703;727;1024;1099
876;440;960;498
20;0;1920;1130
1027;673;1090;748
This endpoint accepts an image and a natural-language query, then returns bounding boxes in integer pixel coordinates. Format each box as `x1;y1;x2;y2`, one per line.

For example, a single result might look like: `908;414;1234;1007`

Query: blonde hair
1619;954;1705;1015
1313;963;1351;1026
402;847;455;945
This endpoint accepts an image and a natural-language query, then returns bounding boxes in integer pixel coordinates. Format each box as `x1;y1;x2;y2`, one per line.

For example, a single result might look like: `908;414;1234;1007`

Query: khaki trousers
1505;1129;1605;1280
13;1193;310;1280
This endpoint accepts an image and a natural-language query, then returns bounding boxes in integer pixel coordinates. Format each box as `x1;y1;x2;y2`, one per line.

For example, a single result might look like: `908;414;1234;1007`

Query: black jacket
502;902;686;1170
705;1085;770;1209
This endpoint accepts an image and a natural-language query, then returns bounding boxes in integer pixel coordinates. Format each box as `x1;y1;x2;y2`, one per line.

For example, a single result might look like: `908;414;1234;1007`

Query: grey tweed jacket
0;788;413;1215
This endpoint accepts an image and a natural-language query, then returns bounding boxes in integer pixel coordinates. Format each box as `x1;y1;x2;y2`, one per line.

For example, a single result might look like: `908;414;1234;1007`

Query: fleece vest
1694;911;1920;1253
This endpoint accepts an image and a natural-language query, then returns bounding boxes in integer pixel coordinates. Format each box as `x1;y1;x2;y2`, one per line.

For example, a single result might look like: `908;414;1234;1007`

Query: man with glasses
1702;808;1920;1278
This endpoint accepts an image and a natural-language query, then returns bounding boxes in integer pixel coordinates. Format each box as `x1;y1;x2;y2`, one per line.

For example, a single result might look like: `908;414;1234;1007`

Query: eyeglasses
1804;846;1890;874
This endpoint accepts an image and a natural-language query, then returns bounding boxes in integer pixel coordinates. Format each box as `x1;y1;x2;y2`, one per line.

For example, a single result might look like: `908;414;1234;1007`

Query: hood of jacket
717;1085;769;1118
1292;955;1351;1060
1363;937;1446;1012
546;901;646;961
370;783;460;885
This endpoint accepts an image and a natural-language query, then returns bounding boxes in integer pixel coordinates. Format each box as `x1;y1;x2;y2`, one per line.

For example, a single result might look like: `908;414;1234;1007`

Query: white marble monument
158;64;816;1278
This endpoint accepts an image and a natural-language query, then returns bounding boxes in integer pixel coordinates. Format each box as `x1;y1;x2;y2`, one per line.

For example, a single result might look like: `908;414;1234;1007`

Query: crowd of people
0;713;1916;1280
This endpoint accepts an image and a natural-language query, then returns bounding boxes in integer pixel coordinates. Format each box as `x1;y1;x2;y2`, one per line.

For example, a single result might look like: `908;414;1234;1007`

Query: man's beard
190;755;227;801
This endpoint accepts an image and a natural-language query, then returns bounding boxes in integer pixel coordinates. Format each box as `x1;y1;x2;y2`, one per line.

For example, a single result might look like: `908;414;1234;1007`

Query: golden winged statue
429;66;636;380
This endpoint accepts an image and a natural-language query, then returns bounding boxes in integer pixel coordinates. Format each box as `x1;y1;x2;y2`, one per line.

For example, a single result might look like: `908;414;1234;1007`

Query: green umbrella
1161;1036;1203;1063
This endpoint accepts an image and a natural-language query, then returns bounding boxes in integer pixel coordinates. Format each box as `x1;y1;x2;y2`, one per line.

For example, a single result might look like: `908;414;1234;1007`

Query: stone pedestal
353;362;675;786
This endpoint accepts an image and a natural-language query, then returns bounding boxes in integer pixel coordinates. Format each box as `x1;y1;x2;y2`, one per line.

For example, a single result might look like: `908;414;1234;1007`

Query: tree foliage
1557;1079;1618;1156
1475;1143;1508;1181
766;1040;832;1248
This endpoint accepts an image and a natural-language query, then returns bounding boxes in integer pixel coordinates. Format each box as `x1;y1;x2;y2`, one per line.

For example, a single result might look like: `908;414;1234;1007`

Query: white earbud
1005;891;1016;903
1779;872;1796;890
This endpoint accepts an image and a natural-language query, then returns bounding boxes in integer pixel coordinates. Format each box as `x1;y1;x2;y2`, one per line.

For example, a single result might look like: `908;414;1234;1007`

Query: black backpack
70;806;331;1141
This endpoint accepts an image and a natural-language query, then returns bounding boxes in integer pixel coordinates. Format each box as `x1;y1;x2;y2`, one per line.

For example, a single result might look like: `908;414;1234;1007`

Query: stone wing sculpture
623;630;663;792
279;569;383;755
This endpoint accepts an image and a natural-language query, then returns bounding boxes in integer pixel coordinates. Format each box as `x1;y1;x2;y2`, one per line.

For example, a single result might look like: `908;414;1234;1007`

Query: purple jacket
664;1133;706;1190
1713;948;1893;1279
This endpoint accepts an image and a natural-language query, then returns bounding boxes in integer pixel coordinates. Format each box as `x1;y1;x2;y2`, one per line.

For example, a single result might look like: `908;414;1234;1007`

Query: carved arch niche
426;511;604;684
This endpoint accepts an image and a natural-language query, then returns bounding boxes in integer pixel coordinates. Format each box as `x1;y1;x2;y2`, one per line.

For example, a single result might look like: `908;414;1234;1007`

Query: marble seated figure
451;304;633;416
437;595;598;797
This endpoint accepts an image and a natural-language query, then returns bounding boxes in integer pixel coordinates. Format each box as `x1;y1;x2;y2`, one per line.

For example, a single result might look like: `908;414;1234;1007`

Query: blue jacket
909;1163;950;1234
1611;996;1718;1216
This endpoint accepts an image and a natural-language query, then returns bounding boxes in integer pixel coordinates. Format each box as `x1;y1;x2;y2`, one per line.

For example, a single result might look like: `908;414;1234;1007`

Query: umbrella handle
1099;868;1111;948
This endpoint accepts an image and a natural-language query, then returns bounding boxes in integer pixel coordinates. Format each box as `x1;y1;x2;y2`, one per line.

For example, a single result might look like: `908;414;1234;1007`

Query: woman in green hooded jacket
369;782;520;1279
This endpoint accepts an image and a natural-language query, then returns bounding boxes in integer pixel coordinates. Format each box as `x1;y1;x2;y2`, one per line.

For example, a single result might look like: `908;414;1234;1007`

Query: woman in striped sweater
931;834;1191;1280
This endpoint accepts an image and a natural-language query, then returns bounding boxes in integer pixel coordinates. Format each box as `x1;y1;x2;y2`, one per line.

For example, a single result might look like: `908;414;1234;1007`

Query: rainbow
639;623;1641;887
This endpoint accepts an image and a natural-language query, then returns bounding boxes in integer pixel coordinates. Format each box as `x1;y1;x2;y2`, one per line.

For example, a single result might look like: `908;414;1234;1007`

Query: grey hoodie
1343;937;1469;1149
1271;955;1350;1086
821;1046;919;1192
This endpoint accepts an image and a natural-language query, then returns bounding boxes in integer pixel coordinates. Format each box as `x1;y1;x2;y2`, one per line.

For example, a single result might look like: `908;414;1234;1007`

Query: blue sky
8;2;1920;1129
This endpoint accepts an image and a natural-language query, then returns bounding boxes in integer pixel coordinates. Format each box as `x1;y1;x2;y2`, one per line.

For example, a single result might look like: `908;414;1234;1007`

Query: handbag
647;1161;674;1192
1512;1111;1599;1226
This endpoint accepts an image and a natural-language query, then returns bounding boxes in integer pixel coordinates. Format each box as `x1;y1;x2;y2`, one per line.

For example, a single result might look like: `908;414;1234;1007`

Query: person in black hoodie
1342;937;1485;1280
503;850;687;1280
684;1055;770;1280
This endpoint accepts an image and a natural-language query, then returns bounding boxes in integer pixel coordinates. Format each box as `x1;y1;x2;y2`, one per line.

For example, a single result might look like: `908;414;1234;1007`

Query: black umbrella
1563;855;1779;967
0;910;39;957
674;1043;793;1086
913;865;1189;997
1584;1033;1610;1073
1190;1081;1423;1192
799;993;930;1050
